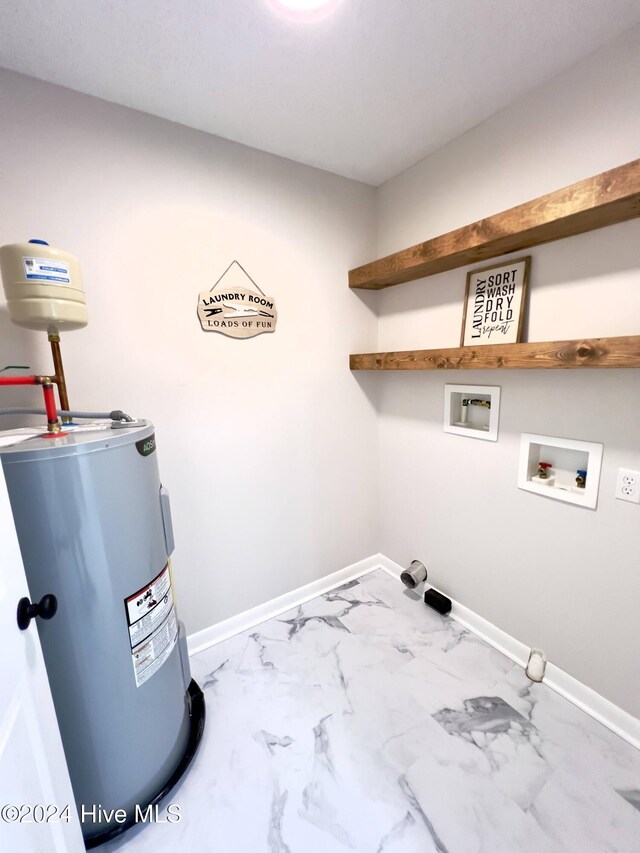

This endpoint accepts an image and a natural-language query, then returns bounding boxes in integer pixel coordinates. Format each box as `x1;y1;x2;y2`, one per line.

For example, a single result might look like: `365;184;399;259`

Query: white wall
374;27;640;716
2;25;639;718
0;70;379;635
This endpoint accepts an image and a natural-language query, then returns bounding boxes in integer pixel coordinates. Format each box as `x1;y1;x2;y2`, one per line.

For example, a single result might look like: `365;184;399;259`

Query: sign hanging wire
209;260;267;297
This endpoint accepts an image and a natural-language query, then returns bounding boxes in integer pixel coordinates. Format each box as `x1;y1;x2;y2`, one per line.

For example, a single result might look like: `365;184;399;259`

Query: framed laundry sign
460;256;530;346
198;260;278;339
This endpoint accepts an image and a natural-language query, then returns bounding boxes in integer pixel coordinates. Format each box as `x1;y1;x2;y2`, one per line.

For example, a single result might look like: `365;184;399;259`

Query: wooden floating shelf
349;159;640;290
350;335;640;371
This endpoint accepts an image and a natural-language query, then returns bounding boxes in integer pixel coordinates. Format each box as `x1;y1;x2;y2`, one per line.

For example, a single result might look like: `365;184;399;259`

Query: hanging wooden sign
198;260;278;339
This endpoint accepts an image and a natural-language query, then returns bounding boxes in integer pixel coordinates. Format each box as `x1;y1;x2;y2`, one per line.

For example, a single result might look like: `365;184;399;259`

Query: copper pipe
48;334;71;423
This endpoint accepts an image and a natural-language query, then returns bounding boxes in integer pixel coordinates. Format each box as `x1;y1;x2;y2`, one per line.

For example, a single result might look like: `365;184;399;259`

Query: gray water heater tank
0;422;205;847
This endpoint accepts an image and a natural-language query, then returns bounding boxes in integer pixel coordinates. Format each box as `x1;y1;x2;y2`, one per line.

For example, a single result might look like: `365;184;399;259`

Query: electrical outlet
615;469;640;504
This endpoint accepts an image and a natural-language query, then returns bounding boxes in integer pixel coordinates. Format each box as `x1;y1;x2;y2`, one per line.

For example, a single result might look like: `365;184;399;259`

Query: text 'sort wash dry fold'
0;240;205;847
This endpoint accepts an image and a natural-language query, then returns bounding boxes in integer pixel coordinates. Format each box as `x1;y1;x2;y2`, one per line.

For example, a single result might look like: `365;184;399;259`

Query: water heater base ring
84;679;206;849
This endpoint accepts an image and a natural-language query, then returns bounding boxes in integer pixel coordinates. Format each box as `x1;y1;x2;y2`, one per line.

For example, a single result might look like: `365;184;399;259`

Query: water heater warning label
125;564;178;688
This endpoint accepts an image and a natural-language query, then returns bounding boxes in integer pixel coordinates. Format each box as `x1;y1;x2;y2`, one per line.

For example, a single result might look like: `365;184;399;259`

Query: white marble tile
105;570;640;853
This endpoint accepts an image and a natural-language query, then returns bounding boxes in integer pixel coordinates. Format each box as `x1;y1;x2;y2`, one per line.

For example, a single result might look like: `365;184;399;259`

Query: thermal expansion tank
0;422;204;847
0;239;88;332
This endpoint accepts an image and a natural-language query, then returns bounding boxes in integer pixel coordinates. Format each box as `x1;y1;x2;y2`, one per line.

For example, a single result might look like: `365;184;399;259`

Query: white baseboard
544;663;640;750
188;552;639;750
186;554;381;656
377;554;639;750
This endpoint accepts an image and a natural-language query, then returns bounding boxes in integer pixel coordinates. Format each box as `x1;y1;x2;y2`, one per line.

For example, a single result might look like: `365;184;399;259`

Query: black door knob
16;594;58;631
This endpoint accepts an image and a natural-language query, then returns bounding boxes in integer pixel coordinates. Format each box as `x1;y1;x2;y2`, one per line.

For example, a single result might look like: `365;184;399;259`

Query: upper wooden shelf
349;159;640;290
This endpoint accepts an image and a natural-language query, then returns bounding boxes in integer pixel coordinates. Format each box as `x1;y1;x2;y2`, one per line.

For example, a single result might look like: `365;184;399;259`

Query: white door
0;464;84;853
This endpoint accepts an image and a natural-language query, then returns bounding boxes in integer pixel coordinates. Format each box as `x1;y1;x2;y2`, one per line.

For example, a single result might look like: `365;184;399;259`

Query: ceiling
1;1;639;185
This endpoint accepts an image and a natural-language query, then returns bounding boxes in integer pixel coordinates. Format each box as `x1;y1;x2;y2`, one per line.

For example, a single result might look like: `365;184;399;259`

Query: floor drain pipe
400;560;428;589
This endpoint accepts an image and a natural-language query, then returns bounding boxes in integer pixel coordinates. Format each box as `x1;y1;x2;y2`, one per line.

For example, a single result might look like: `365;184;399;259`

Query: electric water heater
0;422;204;847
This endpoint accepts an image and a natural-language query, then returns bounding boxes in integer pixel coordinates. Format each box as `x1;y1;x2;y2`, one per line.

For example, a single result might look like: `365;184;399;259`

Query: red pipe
0;376;37;386
42;384;59;426
0;374;66;436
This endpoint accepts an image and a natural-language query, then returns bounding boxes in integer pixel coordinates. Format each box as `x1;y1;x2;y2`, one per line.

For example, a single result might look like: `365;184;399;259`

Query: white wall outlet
615;469;640;504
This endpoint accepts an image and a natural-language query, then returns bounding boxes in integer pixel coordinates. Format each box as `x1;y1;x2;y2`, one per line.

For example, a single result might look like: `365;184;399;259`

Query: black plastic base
424;588;452;615
84;679;206;849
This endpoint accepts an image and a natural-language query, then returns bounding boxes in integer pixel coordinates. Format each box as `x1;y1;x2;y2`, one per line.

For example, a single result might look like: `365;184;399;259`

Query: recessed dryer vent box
518;433;603;509
444;384;500;441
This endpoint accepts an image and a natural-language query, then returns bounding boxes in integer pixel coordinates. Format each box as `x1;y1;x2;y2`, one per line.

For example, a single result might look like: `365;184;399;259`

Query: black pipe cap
424;589;452;615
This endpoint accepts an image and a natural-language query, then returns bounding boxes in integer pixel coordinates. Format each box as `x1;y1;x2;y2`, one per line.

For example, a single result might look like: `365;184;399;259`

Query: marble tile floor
107;569;640;853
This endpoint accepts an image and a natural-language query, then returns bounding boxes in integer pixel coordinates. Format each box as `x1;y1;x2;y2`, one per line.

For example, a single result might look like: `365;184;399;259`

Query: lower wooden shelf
350;335;640;371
